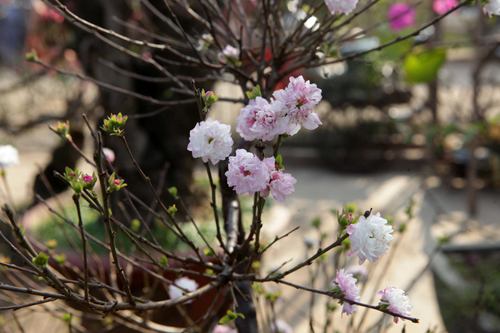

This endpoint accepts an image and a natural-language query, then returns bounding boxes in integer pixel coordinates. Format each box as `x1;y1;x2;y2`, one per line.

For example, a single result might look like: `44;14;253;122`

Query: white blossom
168;277;199;304
347;212;394;264
325;0;359;15
0;145;19;168
484;0;500;17
187;118;233;165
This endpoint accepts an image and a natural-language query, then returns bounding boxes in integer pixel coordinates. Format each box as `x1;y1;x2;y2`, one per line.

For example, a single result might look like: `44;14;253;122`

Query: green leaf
219;310;245;325
404;49;446;83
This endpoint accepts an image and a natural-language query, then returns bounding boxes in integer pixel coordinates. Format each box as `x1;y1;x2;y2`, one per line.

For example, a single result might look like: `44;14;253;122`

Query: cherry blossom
0;145;19;169
226;149;270;196
236;97;288;141
168;277;199;304
378;287;413;323
325;0;359;15
272;76;322;135
332;269;361;317
347;212;394;264
187;118;233;165
260;157;297;202
432;0;457;15
483;0;500;16
218;45;240;64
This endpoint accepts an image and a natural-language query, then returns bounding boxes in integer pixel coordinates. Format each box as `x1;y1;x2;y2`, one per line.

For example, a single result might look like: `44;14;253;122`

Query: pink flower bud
83;175;93;183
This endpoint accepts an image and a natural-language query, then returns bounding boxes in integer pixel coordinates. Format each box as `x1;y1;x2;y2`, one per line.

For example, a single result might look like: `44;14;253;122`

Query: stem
95;133;135;305
72;194;89;302
119;135;205;262
204;162;229;254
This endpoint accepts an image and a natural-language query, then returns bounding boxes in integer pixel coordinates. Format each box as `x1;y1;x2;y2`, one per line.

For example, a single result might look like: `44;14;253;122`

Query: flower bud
107;172;127;193
102;113;128;136
54;121;71;139
202;89;219;107
33;253;49;267
245;85;262;100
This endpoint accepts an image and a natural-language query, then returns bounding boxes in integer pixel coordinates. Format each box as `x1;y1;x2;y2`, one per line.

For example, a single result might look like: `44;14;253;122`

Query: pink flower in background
102;148;115;164
332;269;361;317
236;97;287;141
212;325;237;333
432;0;457;15
260;157;297;202
226;149;269;196
483;0;500;16
388;3;416;31
325;0;359;15
168;277;199;304
218;45;240;64
347;212;394;264
378;287;413;323
272;76;322;135
187;118;233;165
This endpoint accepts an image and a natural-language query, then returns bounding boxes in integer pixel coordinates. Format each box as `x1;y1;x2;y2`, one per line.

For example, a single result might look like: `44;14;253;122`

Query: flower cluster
331;269;361;317
63;167;97;194
225;150;296;202
187;118;233;165
0;145;19;169
168;277;199;304
378;287;413;323
102;113;128;136
236;97;288;141
347;212;394;264
236;76;322;141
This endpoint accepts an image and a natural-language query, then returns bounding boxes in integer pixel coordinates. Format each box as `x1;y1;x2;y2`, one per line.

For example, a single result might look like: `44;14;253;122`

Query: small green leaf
168;187;178;199
33;253;49;267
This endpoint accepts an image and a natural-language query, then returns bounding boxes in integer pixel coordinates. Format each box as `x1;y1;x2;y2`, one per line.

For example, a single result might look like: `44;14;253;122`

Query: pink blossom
82;175;93;183
432;0;457;15
332;269;361;316
378;287;413;323
212;325;237;333
272;76;322;135
347;212;394;264
218;45;240;64
102;148;115;164
187;118;233;165
236;97;288;142
325;0;359;15
113;179;121;186
388;3;415;31
226;149;269;196
260;157;297;202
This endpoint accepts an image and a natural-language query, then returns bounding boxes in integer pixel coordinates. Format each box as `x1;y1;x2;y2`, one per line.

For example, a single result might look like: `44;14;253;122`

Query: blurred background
1;0;500;332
